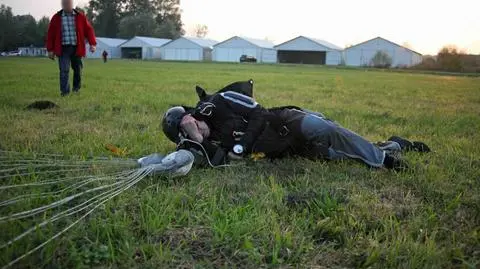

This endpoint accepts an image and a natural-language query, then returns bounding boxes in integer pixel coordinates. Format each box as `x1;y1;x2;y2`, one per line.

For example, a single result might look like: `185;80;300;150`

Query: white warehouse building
120;36;171;60
275;36;343;65
213;36;277;63
86;37;126;59
18;47;47;57
344;37;423;67
161;37;218;61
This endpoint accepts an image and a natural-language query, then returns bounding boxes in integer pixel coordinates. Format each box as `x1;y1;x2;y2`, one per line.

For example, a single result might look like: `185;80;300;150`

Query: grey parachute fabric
138;150;194;177
0;149;194;268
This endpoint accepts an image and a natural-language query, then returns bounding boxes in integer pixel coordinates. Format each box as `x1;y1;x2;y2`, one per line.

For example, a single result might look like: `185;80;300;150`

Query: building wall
203;48;212;61
144;47;162;59
161;38;211;61
86;41;122;59
276;37;341;65
326;51;342;65
344;38;422;67
213;37;276;63
164;48;203;61
18;47;47;57
121;38;147;48
260;49;278;63
276;37;328;51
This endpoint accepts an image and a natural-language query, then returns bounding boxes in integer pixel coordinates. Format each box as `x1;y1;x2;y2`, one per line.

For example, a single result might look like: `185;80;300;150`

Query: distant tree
86;0;184;39
419;56;437;69
402;42;412;49
118;13;157;38
151;0;184;38
16;15;39;47
75;6;86;13
0;6;50;50
371;50;392;68
437;45;463;72
124;0;153;16
191;24;208;38
0;1;184;51
35;16;50;46
0;5;15;51
87;0;126;37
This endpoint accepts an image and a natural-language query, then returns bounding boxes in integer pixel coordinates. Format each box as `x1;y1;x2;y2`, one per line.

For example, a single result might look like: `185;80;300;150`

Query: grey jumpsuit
298;109;386;167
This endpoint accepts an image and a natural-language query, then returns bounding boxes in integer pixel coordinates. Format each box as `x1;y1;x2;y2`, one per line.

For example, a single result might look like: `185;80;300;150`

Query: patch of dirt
285;191;318;208
26;100;59;110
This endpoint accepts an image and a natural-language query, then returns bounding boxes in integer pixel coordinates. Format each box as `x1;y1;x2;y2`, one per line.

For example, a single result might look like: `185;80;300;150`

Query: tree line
84;0;183;40
0;5;50;51
0;0;184;52
414;46;480;73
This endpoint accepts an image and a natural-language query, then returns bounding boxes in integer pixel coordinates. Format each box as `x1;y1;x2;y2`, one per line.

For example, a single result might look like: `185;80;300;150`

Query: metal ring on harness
279;126;290;137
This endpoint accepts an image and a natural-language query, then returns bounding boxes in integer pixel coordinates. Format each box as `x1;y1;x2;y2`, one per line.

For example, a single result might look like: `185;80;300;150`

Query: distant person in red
47;0;97;97
102;50;108;63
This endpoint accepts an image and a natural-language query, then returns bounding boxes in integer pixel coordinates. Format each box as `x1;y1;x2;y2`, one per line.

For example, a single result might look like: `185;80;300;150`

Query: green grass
0;58;479;268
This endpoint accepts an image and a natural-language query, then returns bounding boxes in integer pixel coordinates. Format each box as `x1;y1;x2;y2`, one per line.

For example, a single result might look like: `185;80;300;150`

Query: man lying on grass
161;80;430;171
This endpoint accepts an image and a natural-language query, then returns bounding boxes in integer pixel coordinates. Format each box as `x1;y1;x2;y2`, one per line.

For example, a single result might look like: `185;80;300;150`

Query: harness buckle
279;125;290;137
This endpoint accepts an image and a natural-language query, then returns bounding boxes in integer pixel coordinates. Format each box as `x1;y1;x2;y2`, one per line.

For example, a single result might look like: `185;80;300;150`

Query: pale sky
2;0;480;55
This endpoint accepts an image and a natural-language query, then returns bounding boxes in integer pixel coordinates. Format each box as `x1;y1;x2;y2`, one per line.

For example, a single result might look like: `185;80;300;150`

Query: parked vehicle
240;55;257;63
7;51;21;56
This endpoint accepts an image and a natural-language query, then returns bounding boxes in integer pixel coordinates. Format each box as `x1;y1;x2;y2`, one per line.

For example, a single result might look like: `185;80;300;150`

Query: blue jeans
58;46;83;94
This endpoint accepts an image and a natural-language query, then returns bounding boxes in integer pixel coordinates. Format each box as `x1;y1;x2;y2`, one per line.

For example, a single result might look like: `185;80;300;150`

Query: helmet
162;106;186;143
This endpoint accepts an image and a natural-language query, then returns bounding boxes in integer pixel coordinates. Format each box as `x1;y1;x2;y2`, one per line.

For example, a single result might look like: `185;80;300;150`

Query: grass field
0;58;479;268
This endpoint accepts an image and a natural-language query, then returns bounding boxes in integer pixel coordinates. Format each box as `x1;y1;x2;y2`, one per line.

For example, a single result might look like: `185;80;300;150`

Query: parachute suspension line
0;168;151;251
0;167;152;269
0;180;127;222
0;169;136;190
0;149;195;268
0;170;135;207
0;168;101;180
0;163;129;173
0;168;145;222
0;167;155;269
0;150;135;161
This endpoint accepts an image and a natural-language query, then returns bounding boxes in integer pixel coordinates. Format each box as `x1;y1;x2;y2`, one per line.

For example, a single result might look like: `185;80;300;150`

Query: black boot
383;154;409;172
388;136;431;153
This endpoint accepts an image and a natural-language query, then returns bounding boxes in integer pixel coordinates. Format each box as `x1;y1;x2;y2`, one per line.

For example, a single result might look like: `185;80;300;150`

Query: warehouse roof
275;36;343;51
184;37;218;48
162;37;218;49
345;37;422;56
96;37;127;47
214;36;275;49
121;36;171;48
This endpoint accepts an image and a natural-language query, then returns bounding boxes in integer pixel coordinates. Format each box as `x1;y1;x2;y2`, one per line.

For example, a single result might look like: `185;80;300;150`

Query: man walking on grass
102;50;109;63
47;0;97;97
